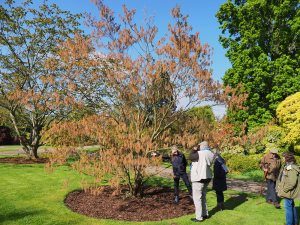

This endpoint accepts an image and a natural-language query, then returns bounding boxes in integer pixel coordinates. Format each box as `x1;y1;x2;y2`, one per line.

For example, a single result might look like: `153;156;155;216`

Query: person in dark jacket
170;145;192;204
212;150;227;210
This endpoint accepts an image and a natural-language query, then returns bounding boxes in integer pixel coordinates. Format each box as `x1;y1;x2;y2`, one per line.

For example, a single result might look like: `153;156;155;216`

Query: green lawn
0;162;290;225
0;145;100;154
0;145;23;152
228;170;264;182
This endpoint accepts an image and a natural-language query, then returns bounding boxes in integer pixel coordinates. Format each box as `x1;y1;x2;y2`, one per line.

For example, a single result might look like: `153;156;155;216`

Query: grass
0;145;23;152
228;170;264;182
0;162;290;225
0;145;101;154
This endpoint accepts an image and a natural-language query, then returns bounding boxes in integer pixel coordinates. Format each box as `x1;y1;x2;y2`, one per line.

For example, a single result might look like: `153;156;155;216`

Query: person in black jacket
170;145;192;204
212;150;227;210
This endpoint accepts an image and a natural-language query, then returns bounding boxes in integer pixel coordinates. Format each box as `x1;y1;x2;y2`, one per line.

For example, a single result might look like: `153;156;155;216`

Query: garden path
146;166;266;195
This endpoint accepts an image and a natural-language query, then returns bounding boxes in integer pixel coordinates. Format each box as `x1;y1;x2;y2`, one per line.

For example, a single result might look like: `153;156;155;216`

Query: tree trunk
29;125;42;159
22;145;32;159
30;146;39;159
133;172;144;197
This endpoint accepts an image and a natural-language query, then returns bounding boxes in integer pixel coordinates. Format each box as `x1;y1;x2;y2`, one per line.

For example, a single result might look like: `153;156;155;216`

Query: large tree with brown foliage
46;1;224;197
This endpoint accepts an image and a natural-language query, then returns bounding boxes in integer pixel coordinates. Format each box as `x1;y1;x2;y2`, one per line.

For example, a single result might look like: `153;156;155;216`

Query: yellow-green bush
276;92;300;152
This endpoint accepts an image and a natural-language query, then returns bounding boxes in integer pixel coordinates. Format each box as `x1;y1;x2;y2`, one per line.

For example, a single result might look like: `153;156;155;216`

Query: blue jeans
284;198;299;225
173;173;192;197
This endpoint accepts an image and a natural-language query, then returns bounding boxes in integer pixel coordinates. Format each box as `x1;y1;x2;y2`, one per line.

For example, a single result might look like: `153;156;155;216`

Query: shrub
276;92;300;150
262;125;288;153
224;154;262;173
0;126;13;145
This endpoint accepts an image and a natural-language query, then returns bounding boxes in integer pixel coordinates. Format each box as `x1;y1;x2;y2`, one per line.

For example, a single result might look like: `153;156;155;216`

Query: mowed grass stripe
0;163;287;225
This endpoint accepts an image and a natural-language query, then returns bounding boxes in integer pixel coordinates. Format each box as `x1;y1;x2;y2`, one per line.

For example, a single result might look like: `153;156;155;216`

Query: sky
1;0;230;117
44;0;231;81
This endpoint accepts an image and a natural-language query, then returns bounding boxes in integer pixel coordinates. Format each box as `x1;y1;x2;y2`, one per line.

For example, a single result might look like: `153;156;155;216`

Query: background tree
276;92;300;152
216;0;300;129
0;0;81;158
170;106;216;148
46;2;222;197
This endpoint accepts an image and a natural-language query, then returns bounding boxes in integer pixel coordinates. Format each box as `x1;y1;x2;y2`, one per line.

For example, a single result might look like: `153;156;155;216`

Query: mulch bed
0;157;49;164
65;186;194;221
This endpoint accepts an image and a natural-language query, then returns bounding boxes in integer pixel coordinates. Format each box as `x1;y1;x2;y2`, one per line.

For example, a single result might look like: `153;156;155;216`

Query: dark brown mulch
0;157;49;164
65;186;194;221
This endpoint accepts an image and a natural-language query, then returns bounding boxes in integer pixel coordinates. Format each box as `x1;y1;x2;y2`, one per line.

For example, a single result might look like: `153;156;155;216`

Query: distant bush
223;153;262;173
0;126;13;145
0;126;19;145
263;125;288;152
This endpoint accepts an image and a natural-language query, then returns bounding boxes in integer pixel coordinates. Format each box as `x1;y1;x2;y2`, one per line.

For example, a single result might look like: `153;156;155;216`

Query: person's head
269;147;279;155
199;141;210;151
192;146;198;151
283;152;296;164
171;145;179;155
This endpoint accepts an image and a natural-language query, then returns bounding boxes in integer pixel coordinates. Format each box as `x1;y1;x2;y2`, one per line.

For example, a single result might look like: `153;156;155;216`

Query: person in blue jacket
170;145;192;204
212;150;228;210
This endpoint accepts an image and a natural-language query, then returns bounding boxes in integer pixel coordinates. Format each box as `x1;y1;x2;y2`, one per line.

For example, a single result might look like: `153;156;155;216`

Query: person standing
277;152;300;225
212;150;228;210
189;141;215;222
260;147;281;208
170;145;192;204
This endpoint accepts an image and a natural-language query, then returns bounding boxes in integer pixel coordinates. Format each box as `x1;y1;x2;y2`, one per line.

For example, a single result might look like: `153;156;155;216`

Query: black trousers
174;173;192;196
216;190;224;203
266;179;278;203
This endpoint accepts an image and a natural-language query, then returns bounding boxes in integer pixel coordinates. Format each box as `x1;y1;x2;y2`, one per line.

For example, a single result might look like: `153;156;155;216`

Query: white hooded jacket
191;149;215;182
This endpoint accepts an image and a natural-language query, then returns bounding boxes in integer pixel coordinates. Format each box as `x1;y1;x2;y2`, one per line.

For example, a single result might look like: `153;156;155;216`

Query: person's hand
263;168;268;172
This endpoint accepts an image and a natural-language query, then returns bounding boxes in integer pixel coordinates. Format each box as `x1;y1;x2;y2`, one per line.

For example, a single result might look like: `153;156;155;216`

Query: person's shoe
217;202;225;211
220;202;225;210
266;200;273;205
203;215;210;219
273;202;281;209
190;218;204;222
217;203;223;211
174;196;179;204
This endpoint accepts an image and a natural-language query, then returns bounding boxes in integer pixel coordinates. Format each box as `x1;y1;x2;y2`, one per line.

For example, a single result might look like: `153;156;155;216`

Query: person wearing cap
260;145;282;208
189;141;215;222
276;152;300;225
170;145;192;204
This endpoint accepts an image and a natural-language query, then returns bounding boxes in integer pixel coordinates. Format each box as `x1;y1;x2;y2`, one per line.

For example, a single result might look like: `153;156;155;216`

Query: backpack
216;156;229;174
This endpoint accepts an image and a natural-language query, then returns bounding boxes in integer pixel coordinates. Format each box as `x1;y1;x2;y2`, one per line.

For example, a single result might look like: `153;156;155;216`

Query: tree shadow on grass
0;209;46;224
210;193;248;217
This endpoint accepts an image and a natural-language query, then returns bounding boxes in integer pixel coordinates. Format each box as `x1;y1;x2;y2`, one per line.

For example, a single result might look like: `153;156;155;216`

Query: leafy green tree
187;106;216;123
0;107;11;127
0;0;81;158
216;0;300;129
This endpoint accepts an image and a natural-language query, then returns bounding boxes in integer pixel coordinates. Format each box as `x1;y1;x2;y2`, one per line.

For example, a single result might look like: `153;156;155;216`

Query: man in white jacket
189;141;215;222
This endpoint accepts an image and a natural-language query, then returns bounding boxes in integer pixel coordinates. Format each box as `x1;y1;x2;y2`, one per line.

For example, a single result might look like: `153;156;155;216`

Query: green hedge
223;153;262;173
223;153;300;174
